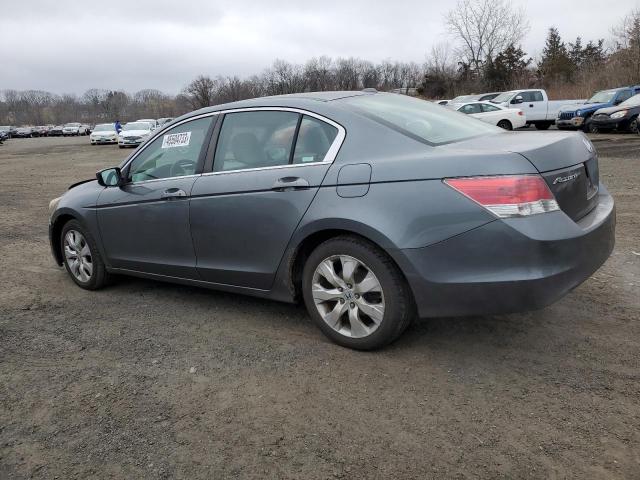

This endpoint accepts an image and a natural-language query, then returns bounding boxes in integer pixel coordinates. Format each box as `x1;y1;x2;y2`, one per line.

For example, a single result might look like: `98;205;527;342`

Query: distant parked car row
435;84;640;134
88;117;174;147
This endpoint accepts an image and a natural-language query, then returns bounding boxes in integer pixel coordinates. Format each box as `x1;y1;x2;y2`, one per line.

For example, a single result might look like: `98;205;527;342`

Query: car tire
629;116;639;134
583;119;597;134
497;120;513;130
535;122;551;130
60;219;110;290
302;235;414;350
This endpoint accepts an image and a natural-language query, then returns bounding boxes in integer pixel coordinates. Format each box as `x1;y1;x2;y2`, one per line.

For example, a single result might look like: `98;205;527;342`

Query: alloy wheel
311;255;385;338
63;230;93;282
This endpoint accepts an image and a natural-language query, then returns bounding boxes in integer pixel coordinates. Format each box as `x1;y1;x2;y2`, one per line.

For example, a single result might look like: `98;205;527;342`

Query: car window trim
121;107;346;182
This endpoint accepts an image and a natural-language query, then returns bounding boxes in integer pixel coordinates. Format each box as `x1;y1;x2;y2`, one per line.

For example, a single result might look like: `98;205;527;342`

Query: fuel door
337;163;372;198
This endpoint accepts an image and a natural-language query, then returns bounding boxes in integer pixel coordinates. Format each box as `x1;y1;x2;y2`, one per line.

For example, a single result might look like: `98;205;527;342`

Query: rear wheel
497;120;513;130
302;236;414;350
535;122;551;130
60;220;110;290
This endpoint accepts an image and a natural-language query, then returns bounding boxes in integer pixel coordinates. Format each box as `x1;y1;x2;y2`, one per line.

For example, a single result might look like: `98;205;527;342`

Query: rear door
190;109;344;289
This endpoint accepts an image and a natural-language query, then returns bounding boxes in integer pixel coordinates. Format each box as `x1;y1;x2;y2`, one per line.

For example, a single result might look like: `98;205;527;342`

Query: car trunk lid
450;131;600;221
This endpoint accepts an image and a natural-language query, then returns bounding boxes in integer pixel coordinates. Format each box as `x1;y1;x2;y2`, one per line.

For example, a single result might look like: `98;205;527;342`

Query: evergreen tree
485;44;532;90
538;27;574;84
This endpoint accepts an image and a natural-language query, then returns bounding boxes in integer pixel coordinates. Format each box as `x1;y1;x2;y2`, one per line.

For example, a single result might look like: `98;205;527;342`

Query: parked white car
118;121;153;148
490;89;584;130
90;123;118;145
450;101;526;130
62;123;83;136
136;118;158;130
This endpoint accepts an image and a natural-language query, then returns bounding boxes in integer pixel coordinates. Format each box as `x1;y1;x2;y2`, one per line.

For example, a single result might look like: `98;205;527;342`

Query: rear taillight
444;175;559;218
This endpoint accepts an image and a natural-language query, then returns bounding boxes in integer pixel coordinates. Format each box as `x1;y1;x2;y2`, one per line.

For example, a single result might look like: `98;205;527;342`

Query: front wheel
60;220;110;290
629;117;639;134
497;120;513;130
583;119;597;134
302;236;414;350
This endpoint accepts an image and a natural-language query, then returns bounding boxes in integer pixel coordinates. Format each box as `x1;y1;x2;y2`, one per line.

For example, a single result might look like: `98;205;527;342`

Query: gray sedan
48;91;615;350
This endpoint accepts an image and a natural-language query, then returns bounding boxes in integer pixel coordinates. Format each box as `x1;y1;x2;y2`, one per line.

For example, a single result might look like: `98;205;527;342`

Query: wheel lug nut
347;284;352;289
350;302;355;308
340;299;345;304
338;287;343;292
355;294;360;299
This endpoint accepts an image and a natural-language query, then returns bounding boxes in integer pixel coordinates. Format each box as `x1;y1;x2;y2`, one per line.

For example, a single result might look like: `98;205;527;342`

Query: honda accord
48;91;615;350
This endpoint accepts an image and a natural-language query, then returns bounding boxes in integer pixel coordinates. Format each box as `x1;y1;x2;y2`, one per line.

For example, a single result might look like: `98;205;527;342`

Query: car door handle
529;104;534;107
272;176;310;191
161;188;187;199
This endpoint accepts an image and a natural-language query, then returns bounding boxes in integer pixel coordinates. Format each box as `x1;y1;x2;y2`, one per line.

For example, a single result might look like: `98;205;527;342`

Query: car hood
594;105;636;115
560;102;608;113
444;131;594;172
120;129;150;136
91;130;117;135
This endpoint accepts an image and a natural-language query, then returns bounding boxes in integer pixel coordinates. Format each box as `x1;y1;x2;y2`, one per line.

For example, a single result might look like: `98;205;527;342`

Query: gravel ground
0;133;638;479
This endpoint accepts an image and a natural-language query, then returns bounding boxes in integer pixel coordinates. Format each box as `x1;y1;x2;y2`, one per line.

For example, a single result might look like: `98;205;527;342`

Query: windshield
587;90;617;104
0;126;9;130
64;123;80;127
340;93;500;145
621;93;640;107
124;122;151;131
94;124;115;131
450;95;475;103
491;91;517;103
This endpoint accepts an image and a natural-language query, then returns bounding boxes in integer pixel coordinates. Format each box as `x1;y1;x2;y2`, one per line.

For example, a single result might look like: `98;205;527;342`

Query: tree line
1;1;638;126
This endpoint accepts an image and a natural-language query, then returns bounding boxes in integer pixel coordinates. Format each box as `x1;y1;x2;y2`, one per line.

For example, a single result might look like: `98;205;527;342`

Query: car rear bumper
394;184;615;318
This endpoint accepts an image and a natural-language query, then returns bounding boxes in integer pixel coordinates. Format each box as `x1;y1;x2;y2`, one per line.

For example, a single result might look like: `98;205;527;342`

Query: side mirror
511;95;524;104
96;167;123;187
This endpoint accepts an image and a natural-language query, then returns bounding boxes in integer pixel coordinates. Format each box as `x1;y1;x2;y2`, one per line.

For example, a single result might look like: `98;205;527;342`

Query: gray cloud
1;0;636;95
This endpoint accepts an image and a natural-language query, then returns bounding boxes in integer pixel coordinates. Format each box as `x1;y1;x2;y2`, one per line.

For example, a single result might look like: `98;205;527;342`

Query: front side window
621;93;640;107
459;103;482;114
341;93;499;146
127;116;213;182
213;111;299;172
292;116;338;164
521;91;543;102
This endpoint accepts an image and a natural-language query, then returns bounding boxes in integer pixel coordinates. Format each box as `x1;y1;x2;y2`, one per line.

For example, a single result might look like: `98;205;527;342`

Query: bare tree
183;75;217;109
445;0;529;72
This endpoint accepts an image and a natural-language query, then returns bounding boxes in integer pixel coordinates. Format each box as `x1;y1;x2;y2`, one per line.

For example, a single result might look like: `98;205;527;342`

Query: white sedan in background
90;123;118;145
449;101;526;130
118;121;153;148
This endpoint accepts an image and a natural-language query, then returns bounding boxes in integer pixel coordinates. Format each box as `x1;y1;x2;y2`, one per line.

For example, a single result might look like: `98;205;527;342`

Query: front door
96;116;215;278
190;110;342;289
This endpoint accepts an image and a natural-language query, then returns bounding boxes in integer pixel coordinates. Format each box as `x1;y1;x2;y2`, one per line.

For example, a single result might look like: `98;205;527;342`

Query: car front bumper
590;117;630;131
394;184;616;318
556;117;585;129
91;137;118;144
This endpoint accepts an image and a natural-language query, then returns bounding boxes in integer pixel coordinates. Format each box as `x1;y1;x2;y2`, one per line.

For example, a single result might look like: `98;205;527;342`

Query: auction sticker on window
162;131;191;149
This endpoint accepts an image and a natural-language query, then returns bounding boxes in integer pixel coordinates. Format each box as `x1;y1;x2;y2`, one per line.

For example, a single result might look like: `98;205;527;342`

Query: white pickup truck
490;89;584;130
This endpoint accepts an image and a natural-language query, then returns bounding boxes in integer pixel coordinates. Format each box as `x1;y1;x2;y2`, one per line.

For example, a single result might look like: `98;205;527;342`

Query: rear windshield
340;93;499;145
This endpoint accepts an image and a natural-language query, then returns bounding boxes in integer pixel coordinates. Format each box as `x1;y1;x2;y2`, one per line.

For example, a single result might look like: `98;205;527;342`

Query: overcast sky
1;0;638;95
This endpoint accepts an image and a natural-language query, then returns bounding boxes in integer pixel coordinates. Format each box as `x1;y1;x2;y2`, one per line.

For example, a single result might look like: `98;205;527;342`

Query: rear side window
213;111;299;172
292;116;338;164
